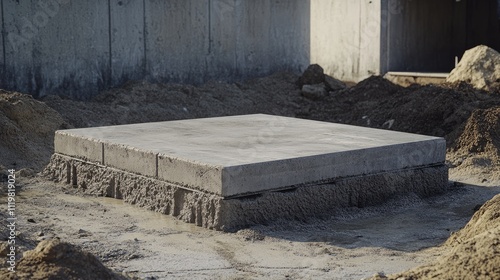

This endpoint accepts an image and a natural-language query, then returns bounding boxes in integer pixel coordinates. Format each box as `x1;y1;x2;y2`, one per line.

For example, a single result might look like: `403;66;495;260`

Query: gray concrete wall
1;0;387;99
310;0;385;82
3;0;111;99
4;0;499;99
0;0;312;99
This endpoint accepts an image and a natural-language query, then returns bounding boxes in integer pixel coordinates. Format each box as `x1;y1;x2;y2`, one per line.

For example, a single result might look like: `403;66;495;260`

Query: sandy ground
1;65;500;279
4;172;497;280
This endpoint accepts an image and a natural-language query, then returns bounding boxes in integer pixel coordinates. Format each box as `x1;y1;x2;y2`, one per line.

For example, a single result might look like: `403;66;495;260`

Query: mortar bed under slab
44;153;448;231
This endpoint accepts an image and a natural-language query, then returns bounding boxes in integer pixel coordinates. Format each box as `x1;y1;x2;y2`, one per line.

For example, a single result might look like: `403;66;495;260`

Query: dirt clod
297;64;325;87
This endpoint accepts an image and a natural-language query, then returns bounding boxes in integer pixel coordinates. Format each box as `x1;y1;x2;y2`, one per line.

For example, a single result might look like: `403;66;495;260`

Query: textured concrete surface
44;153;448;231
1;0;310;98
54;114;446;197
1;0;399;98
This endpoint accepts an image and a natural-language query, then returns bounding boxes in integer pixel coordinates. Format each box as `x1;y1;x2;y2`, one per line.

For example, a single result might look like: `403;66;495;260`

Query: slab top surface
55;114;446;197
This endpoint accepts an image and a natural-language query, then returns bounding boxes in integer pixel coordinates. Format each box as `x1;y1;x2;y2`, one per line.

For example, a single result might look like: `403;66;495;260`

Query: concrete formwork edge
44;153;449;231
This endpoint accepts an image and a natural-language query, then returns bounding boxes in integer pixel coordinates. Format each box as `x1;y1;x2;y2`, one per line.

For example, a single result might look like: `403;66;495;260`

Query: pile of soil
370;194;500;280
305;76;500;146
0;91;68;170
447;45;500;93
1;67;500;279
0;239;129;280
446;193;500;246
453;106;500;159
3;71;500;174
41;72;306;129
446;106;500;182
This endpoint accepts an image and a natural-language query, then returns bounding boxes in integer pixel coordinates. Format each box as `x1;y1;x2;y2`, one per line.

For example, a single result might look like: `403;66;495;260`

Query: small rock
301;83;327;100
36;231;44;237
27;218;36;223
324;74;346;91
298;64;325;87
77;229;92;237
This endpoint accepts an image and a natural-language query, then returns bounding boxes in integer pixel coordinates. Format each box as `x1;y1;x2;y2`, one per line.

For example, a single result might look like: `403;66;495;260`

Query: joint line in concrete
101;142;105;165
155;153;158;178
207;0;212;54
1;0;6;75
108;0;112;83
142;0;147;75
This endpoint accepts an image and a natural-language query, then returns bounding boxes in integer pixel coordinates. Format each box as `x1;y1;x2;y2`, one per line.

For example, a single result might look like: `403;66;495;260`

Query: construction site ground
1;69;500;279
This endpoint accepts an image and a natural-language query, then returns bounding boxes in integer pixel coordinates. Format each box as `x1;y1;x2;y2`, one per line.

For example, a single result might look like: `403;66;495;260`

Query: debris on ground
447;45;500;93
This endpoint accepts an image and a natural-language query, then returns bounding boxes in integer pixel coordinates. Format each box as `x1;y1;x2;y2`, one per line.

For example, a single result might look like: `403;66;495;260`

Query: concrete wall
3;1;111;99
1;0;391;99
4;0;499;99
310;0;384;82
0;0;311;99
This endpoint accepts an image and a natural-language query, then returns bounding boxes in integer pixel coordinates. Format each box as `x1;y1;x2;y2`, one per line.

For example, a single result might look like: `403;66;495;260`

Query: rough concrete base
44;154;448;232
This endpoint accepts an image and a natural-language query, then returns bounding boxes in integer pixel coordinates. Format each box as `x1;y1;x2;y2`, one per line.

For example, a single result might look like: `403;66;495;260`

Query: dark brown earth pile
1;69;500;280
453;106;500;160
305;76;500;146
0;239;129;280
41;72;306;129
3;72;500;172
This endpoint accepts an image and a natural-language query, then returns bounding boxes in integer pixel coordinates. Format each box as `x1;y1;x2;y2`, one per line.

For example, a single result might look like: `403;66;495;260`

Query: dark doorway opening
385;0;500;73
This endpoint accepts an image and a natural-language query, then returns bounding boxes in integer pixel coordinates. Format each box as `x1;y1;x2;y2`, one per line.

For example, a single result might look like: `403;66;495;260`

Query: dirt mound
369;194;500;280
0;239;128;280
0;91;68;170
306;76;500;145
453;107;500;160
447;45;500;92
42;72;305;129
446;193;500;246
447;106;500;182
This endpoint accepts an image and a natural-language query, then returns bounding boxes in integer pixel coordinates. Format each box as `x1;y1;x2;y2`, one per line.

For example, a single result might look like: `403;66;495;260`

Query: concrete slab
54;131;103;164
45;153;448;231
54;114;446;197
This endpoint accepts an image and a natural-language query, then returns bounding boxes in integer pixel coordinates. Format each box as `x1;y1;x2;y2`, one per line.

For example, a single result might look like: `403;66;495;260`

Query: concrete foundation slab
54;114;445;197
47;114;448;230
44;154;448;231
